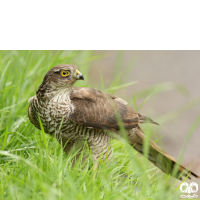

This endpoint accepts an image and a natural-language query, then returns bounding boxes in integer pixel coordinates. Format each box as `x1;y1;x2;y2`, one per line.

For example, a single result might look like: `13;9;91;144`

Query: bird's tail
130;127;200;180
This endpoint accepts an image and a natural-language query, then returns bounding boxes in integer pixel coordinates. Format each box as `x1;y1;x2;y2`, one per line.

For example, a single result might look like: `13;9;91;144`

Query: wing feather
70;87;157;130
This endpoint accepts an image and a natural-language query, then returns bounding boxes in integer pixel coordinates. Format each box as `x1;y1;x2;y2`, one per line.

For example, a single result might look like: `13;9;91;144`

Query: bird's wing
69;87;158;131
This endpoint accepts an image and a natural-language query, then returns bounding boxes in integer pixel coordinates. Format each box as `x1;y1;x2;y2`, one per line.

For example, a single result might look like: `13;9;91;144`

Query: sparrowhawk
28;64;200;180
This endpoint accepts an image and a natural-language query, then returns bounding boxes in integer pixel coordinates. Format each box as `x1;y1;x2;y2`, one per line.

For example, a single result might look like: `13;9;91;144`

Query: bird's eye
60;70;70;77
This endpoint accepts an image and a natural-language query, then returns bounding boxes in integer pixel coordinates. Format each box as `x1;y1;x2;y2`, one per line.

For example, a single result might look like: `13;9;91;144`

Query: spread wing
69;87;158;131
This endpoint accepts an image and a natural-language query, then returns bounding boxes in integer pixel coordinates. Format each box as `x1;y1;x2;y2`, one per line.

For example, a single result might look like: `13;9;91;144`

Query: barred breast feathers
28;88;75;135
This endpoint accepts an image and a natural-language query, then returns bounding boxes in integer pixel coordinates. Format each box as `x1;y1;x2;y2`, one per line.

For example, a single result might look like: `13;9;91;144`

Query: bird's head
36;64;84;98
47;64;84;86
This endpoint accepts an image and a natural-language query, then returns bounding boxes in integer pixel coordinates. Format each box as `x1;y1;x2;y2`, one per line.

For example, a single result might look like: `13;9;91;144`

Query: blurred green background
0;50;200;199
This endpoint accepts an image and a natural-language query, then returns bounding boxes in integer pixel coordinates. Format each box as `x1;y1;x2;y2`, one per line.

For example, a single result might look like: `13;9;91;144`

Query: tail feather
131;127;200;180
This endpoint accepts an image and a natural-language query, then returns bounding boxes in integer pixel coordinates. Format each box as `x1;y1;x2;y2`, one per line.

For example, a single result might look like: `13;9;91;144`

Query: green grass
0;50;199;200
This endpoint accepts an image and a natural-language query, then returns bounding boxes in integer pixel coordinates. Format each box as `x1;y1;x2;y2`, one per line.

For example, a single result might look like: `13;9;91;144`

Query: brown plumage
28;64;200;180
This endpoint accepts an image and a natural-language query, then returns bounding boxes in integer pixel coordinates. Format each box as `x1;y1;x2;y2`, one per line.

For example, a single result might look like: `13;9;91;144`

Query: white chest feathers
29;88;75;134
48;91;74;119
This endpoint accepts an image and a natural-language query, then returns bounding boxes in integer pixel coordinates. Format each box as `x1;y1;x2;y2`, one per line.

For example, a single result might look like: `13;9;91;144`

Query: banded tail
130;127;200;180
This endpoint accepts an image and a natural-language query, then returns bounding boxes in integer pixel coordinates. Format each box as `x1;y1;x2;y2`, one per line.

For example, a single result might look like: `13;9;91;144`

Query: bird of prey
28;64;200;180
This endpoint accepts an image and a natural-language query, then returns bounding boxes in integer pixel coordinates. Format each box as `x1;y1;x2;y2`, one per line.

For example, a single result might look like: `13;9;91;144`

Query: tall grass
0;50;199;200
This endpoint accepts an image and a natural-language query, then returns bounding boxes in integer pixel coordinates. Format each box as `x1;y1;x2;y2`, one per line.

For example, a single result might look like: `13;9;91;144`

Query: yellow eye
60;70;70;77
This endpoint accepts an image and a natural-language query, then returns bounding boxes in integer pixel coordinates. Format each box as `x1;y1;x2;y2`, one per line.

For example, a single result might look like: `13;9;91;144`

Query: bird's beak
75;70;84;80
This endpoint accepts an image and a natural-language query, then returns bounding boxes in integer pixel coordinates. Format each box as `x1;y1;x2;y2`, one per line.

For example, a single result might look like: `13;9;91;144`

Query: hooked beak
75;70;84;80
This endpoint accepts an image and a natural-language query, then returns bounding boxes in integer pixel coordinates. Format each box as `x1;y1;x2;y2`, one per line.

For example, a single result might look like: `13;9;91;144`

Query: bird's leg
71;140;88;167
57;137;87;167
57;136;75;154
93;162;99;179
87;131;113;177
